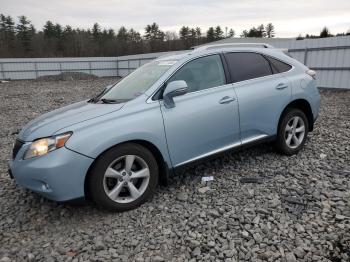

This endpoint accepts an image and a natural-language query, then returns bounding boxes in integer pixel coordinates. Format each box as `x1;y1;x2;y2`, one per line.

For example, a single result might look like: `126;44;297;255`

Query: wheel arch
84;139;171;200
278;99;314;132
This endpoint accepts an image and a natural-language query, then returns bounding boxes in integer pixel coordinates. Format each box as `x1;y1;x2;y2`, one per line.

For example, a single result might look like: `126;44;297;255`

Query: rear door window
224;52;272;83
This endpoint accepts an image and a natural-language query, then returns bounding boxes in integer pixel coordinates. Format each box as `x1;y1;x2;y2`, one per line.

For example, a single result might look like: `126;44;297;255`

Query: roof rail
193;43;274;51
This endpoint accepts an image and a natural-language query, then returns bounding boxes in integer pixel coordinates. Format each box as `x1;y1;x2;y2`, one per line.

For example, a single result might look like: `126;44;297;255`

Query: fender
57;98;173;169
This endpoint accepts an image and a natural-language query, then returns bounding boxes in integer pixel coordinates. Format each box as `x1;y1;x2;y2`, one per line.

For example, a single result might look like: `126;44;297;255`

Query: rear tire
276;108;309;155
88;143;159;212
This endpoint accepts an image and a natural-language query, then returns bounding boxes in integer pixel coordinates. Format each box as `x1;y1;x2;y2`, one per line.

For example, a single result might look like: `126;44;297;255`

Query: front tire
88;143;159;211
276;108;309;155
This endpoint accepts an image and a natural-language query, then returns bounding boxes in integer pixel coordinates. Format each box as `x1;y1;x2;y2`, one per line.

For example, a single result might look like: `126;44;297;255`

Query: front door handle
219;96;235;104
275;83;288;90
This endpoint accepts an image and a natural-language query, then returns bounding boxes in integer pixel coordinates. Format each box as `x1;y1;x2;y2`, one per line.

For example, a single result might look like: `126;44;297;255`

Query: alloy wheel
284;116;306;149
103;155;150;203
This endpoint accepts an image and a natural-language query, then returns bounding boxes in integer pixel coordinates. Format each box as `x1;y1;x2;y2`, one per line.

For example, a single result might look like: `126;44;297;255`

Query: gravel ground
0;79;349;262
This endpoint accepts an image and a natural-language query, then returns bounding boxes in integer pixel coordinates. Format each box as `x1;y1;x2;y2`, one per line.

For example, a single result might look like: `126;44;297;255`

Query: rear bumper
8;146;94;202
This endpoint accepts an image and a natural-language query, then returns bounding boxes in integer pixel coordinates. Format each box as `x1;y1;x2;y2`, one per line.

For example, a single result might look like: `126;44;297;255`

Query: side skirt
172;135;276;174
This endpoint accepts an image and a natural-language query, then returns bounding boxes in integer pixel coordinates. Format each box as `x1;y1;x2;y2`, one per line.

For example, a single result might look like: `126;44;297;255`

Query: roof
194;35;350;49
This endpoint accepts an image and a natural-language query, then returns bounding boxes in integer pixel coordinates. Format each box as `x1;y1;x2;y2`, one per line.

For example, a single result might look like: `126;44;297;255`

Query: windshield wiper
100;98;119;104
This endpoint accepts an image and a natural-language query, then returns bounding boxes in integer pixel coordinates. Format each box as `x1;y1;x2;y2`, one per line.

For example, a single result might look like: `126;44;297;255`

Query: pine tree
240;30;248;37
43;21;55;38
179;26;191;48
144;23;165;51
228;29;235;38
320;27;331;38
207;27;215;41
265;23;275;38
0;15;16;50
117;26;128;41
128;28;141;43
214;26;224;40
92;23;101;41
179;26;189;41
16;15;33;52
257;24;266;38
144;23;164;41
54;23;62;39
195;27;201;38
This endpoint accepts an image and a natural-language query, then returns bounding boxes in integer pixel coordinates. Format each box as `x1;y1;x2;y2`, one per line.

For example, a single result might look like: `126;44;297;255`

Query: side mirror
163;80;188;108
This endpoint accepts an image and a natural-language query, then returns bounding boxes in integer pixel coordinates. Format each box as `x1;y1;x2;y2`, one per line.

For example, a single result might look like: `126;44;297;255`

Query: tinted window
266;56;292;73
224;52;272;82
168;55;226;93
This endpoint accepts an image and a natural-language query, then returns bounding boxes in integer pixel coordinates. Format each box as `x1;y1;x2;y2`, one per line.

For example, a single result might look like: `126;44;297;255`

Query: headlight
23;132;72;159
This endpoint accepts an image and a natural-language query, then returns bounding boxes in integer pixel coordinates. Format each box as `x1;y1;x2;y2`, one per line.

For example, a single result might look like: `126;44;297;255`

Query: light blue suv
9;44;320;211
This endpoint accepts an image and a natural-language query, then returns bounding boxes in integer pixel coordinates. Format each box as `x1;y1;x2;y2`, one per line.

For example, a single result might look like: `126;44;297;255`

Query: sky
1;0;350;37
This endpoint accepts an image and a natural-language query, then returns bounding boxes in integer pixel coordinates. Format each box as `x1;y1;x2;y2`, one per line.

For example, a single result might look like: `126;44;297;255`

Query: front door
160;54;241;167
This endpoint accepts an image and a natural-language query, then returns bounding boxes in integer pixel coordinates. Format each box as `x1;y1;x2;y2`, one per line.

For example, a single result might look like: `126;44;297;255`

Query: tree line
0;13;349;58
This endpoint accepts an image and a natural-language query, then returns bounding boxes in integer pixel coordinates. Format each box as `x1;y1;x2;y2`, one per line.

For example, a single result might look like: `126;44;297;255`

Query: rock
286;252;297;262
223;250;235;258
198;186;210;194
208;209;220;218
27;253;35;261
257;251;275;260
270;197;281;208
253;216;260;224
256;208;270;215
192;247;201;256
295;224;305;233
0;257;11;262
94;238;105;251
320;153;327;159
253;233;262;243
293;247;306;258
176;192;188;201
242;231;249;238
208;241;215;247
335;214;345;220
152;256;164;262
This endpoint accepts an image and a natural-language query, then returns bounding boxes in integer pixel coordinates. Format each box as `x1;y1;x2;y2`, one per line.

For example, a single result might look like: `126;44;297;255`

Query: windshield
101;60;176;101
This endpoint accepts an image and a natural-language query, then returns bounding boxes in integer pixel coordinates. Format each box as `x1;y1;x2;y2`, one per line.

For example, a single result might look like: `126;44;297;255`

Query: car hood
18;100;125;141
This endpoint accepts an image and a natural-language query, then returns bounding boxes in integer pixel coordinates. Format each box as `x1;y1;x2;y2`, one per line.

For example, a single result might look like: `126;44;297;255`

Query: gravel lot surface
0;79;349;262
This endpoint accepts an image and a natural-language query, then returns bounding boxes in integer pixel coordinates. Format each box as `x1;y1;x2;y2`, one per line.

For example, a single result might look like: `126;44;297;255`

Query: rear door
160;54;241;167
224;52;292;143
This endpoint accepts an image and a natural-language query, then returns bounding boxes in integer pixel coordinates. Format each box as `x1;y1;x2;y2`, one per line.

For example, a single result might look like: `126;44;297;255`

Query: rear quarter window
265;56;292;74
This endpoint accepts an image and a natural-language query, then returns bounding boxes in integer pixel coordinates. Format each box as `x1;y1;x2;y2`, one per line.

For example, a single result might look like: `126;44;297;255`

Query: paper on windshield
158;61;177;66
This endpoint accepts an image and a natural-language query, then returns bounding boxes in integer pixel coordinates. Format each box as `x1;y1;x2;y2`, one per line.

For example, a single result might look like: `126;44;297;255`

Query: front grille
12;139;24;159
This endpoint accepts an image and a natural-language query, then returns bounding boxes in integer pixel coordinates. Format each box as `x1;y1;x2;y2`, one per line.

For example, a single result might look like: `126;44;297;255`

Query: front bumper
8;144;94;202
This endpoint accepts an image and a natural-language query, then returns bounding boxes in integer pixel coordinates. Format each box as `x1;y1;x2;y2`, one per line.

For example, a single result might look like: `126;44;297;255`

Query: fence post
303;48;308;66
89;61;92;75
34;62;38;78
0;62;4;80
116;59;119;77
127;60;130;74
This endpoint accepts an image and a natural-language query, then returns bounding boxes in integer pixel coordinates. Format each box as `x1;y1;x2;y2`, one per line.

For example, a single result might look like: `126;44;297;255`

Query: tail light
306;69;316;79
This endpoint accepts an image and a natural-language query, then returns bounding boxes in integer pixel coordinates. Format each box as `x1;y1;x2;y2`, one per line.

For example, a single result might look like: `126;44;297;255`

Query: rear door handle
275;83;288;90
219;96;235;104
